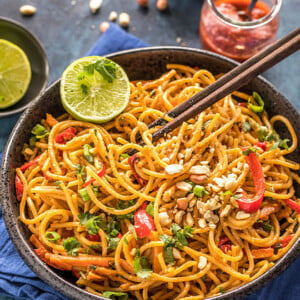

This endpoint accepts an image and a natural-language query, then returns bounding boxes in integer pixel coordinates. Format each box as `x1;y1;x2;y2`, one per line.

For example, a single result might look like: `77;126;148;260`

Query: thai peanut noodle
16;64;300;299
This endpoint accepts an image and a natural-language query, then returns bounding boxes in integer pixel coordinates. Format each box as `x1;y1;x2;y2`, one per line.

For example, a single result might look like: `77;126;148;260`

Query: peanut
177;198;188;210
190;174;208;184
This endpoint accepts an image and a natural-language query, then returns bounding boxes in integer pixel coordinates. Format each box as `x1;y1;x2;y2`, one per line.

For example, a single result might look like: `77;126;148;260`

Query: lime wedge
0;39;31;109
60;56;130;123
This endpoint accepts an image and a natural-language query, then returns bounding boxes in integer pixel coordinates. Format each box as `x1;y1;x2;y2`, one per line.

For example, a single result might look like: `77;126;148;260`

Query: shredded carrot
94;267;118;276
46;113;58;126
251;248;274;259
45;253;114;267
86;272;105;281
279;234;295;248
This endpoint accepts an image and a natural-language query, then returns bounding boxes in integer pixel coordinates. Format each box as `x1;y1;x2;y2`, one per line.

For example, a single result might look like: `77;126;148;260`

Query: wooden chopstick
126;28;299;156
149;27;300;142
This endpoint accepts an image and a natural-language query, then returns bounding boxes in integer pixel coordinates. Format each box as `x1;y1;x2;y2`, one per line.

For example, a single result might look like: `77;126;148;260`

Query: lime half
0;39;31;109
60;56;130;123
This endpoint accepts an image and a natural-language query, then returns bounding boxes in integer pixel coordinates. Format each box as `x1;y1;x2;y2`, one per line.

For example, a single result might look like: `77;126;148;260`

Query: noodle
17;64;299;299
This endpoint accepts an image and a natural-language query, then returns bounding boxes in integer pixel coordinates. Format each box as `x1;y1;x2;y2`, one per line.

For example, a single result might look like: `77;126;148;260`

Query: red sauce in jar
200;0;279;61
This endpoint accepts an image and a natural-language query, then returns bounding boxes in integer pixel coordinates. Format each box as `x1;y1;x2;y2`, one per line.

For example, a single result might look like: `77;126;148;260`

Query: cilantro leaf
102;291;129;300
31;124;49;139
257;126;269;141
183;225;194;238
78;212;105;235
63;237;81;256
107;236;120;250
83;59;117;83
133;250;152;279
80;83;88;95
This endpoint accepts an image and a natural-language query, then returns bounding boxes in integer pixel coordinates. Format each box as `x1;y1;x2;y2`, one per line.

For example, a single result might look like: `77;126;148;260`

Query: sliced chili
83;163;106;187
20;155;41;172
55;127;77;144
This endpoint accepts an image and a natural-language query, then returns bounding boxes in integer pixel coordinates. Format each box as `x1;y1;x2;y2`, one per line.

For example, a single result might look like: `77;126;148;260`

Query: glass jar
200;0;281;61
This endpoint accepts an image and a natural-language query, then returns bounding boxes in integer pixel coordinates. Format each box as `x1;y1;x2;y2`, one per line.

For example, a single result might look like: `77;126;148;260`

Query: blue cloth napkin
0;22;299;300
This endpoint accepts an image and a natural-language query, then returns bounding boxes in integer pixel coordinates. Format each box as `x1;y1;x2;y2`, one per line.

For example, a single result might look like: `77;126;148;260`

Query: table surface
0;0;299;299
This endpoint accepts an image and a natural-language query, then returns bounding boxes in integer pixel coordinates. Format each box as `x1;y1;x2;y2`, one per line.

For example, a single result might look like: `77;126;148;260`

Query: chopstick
149;27;300;141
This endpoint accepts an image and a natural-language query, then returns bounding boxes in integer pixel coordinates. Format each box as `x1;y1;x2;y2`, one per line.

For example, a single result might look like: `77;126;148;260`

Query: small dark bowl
0;47;299;300
0;17;49;118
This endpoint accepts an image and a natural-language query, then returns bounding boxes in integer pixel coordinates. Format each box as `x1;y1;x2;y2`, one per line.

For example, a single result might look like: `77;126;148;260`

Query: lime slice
60;56;130;123
0;39;31;109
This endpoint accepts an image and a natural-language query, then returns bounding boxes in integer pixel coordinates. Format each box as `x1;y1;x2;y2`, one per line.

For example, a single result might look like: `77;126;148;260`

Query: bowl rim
0;16;49;118
1;46;299;300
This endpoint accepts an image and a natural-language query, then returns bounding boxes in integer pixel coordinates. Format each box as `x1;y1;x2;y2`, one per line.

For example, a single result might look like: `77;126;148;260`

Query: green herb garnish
31;124;49;139
63;237;81;256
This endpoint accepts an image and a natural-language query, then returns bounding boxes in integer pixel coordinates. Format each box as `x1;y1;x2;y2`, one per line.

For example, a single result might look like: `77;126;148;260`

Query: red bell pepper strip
254;141;267;151
134;202;155;238
238;102;247;107
280;234;295;248
128;154;147;186
286;199;300;214
55;127;77;144
218;236;233;253
83;164;106;187
15;175;24;201
88;234;100;242
20;155;41;172
237;150;265;213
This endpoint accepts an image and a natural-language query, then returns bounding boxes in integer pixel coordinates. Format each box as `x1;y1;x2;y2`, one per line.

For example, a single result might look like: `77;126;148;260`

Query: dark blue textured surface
0;1;299;299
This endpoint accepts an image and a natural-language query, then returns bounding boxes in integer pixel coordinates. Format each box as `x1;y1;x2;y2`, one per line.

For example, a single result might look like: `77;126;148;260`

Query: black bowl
0;17;49;118
0;47;299;300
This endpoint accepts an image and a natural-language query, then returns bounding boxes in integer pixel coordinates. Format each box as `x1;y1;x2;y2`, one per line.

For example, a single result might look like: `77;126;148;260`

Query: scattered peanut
220;205;232;218
157;0;168;11
190;174;208;184
198;218;207;228
190;165;210;175
130;248;136;256
163;185;175;202
159;212;171;226
19;5;36;16
198;256;207;269
165;164;184;175
108;11;118;21
224;179;235;190
99;22;109;33
175;210;185;224
185;212;194;226
236;211;251;220
177;198;189;210
176;181;193;192
119;12;130;27
173;248;182;259
89;0;102;13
